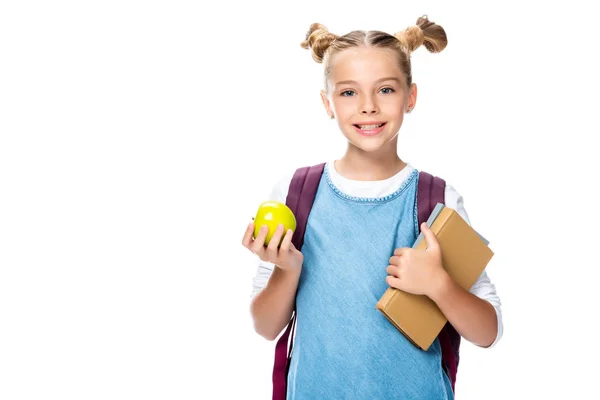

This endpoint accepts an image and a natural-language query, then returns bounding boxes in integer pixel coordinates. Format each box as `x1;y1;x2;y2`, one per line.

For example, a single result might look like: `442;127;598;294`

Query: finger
279;228;294;252
386;275;402;288
389;255;402;265
394;247;408;257
267;224;285;252
386;264;400;277
251;225;269;254
242;222;255;248
420;222;440;251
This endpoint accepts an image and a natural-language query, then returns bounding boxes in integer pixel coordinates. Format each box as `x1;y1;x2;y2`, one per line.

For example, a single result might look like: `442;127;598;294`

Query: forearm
429;273;498;348
250;266;301;341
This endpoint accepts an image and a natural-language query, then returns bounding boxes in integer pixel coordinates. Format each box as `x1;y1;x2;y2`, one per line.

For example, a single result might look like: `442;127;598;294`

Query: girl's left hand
385;222;448;298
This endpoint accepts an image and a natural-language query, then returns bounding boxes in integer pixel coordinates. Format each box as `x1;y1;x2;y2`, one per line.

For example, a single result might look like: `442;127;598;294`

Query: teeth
359;124;383;129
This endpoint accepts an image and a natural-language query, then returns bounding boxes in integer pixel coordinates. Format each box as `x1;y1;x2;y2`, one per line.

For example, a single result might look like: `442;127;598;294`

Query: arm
246;170;299;341
244;222;304;341
443;185;503;347
429;272;498;348
250;263;301;341
386;184;503;348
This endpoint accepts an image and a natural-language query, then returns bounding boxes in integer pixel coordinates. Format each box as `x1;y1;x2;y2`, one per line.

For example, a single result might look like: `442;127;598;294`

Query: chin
348;138;390;153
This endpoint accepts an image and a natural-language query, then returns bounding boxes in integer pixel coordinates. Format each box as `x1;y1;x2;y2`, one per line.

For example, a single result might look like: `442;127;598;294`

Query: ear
320;90;334;119
406;83;418;113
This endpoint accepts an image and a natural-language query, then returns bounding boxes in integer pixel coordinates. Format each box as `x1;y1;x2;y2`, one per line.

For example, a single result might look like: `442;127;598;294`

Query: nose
360;95;379;115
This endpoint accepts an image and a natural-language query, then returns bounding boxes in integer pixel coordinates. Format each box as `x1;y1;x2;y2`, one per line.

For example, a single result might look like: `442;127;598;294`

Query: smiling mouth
353;122;387;137
353;123;386;129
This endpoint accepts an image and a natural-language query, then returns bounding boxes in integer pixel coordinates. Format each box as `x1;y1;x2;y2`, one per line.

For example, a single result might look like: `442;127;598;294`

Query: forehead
329;47;403;83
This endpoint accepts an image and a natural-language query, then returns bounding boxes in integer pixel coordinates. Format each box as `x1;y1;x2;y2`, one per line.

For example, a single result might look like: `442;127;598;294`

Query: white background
1;0;599;399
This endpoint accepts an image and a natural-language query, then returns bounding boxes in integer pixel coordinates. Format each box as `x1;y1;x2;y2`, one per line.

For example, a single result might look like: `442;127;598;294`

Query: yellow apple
253;200;297;246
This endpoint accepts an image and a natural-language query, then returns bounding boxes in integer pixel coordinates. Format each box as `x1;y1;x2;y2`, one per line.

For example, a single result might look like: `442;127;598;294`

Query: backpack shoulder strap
272;162;325;400
417;170;446;226
287;163;326;250
417;170;461;393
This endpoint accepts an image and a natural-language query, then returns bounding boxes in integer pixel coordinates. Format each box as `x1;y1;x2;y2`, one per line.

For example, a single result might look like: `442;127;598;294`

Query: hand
242;222;304;273
385;222;448;297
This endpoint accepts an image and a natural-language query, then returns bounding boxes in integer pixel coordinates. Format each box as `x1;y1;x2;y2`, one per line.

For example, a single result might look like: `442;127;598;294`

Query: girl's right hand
242;222;304;273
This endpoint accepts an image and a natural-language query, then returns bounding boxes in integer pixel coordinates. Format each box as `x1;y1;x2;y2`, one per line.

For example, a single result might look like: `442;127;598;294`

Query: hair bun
395;15;448;54
301;23;339;63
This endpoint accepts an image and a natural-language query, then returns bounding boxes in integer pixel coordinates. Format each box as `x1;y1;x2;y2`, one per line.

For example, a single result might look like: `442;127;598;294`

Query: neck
335;142;406;181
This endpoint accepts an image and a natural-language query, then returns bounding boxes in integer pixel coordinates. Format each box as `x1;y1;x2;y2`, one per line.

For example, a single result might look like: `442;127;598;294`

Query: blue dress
287;167;454;400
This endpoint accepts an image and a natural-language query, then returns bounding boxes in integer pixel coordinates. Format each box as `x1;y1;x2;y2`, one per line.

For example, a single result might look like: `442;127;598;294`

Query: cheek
331;99;355;118
381;99;405;115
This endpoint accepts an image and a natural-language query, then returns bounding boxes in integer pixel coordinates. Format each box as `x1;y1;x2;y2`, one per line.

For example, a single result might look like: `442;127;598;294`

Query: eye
380;87;395;94
340;90;355;97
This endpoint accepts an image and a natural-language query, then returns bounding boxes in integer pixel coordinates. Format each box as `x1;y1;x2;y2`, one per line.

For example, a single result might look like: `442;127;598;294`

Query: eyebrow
335;77;402;86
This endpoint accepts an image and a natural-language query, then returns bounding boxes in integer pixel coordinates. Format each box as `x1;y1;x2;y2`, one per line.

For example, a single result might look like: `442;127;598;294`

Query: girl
242;15;503;399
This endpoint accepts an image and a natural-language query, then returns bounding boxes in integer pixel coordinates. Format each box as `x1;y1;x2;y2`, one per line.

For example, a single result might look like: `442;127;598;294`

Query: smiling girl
243;15;503;399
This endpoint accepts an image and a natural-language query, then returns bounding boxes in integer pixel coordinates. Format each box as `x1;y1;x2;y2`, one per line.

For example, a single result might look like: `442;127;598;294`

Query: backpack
272;162;461;400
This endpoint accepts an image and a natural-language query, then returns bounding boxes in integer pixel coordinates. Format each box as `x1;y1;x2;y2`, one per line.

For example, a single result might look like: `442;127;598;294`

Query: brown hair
300;15;448;89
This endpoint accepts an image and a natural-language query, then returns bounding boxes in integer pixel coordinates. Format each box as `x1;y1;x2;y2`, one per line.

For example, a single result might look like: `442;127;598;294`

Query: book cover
375;204;494;350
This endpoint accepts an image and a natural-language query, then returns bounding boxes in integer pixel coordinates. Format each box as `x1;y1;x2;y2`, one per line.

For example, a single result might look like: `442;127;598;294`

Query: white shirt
251;161;504;348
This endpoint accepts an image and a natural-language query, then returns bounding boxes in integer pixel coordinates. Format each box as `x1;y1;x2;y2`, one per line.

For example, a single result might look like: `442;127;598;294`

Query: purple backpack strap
417;171;461;392
272;162;325;400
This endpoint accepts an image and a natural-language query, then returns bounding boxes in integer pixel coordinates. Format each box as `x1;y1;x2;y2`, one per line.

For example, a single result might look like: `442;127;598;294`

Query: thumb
420;222;440;251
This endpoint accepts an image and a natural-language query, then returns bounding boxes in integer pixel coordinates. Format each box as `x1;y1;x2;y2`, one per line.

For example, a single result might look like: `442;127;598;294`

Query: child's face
321;47;416;154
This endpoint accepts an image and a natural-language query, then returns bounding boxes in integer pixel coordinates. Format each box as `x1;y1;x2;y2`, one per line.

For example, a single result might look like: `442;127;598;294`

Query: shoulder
266;169;295;204
266;162;325;204
414;169;462;203
443;184;463;208
444;183;471;226
415;168;471;226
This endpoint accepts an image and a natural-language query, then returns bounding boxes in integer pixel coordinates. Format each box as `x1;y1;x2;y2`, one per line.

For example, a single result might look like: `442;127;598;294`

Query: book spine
376;287;397;310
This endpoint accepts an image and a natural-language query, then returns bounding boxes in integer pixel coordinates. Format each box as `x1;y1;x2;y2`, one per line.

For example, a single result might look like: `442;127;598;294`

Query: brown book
375;203;494;351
